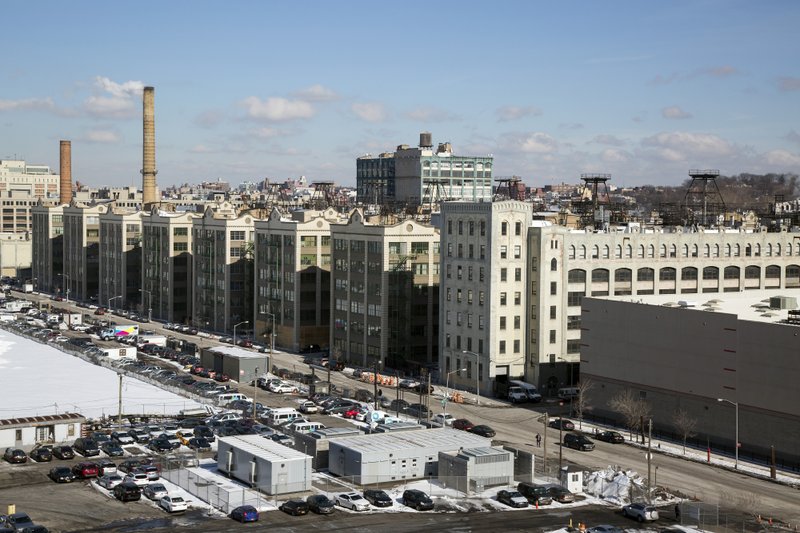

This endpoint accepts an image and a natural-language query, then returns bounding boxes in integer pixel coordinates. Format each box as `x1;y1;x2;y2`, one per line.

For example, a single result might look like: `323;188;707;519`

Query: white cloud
83;76;144;119
406;107;458;122
764;149;800;167
650;65;739;85
351;102;387;123
591;134;625;146
189;144;214;154
778;77;800;92
242;96;314;121
496;105;543;122
600;148;631;163
252;127;280;138
662;106;692;119
502;132;558;154
83;129;120;143
292;84;339;102
641;131;733;161
194;110;223;128
0;97;55;112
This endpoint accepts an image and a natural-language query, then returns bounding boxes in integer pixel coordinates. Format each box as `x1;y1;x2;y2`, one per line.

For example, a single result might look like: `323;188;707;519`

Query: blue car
230;505;259;523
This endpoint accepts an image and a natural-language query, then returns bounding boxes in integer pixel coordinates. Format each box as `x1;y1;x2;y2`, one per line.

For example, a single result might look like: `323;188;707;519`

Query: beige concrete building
330;210;440;370
62;202;108;302
0;232;32;278
192;202;257;333
439;200;532;395
254;208;343;352
580;291;800;470
141;208;198;324
98;209;143;311
0;159;59;199
31;204;64;292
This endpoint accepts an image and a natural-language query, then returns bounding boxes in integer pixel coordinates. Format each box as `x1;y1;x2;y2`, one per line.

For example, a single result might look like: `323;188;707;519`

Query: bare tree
608;389;651;442
672;408;697;454
574;378;594;430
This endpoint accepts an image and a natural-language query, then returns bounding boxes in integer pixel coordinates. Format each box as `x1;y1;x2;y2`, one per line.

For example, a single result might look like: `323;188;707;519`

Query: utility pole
426;373;432;424
647;418;653;502
373;358;379;410
117;373;123;429
543;412;549;478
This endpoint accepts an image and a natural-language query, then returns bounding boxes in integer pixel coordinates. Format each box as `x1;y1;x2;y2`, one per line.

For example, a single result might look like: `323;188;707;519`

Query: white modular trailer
438;446;515;494
328;428;491;485
217;435;312;495
0;413;85;448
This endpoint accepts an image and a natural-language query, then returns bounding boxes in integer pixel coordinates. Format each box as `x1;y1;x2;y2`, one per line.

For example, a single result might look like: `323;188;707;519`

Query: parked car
97;473;124;490
516;482;553;505
138;465;160;481
111;431;135;445
354;389;374;403
96;459;117;477
548;418;575;431
388;399;409;413
307;495;336;514
403;489;434;511
3;448;27;464
127;429;150;444
230;505;259;523
363;489;393;507
298;401;318;414
279;499;309;516
432;413;456;426
595;431;625;444
100;442;125;457
587;526;623;533
72;437;100;457
143;483;169;501
405;403;431;418
160;495;188;513
148;438;173;453
543;483;575;503
29;446;52;462
188;438;211;452
48;466;76;483
564;433;596;451
123;472;149;487
452;418;475;431
469;425;496;438
2;513;35;531
496;489;528;508
622;502;659;522
118;459;143;474
51;445;74;460
72;461;99;479
272;382;299;394
113;481;142;502
336;492;370;511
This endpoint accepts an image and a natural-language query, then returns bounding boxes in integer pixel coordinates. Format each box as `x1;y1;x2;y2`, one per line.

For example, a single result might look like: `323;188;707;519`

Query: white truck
22;283;34;293
138;334;167;347
178;405;218;419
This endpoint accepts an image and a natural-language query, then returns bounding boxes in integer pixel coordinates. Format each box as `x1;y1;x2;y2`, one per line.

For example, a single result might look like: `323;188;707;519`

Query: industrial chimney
141;86;158;206
59;140;72;205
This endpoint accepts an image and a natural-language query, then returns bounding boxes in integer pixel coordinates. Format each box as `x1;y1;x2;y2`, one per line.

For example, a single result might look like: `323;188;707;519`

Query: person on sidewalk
535;433;542;447
675;503;681;521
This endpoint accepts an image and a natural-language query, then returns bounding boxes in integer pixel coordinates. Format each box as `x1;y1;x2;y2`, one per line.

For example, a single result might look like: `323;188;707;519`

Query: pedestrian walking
535;433;541;447
675;503;681;521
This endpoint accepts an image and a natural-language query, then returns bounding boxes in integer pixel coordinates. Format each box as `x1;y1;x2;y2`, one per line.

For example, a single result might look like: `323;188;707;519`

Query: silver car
622;502;659;522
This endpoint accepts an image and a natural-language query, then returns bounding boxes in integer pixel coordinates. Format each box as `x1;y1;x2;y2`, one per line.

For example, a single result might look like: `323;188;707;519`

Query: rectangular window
500;268;507;282
501;222;507;236
480;245;486;259
514;245;521;259
513;339;520;353
500;292;507;305
479;291;485;306
549;330;556;343
173;227;188;236
550;305;556;319
500;246;507;259
567;291;584;306
514;292;521;305
515;268;521;282
515;221;521;235
467;290;473;304
230;230;245;241
514;316;520;329
550;282;557;295
499;340;506;354
500;316;506;330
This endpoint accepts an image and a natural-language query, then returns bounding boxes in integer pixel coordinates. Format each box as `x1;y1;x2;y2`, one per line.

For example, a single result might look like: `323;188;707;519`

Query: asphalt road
12;291;800;529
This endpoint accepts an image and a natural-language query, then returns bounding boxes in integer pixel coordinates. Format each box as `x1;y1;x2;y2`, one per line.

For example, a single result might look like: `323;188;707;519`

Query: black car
306;495;336;514
564;433;595;451
517;482;553;505
127;429;150;444
148;439;173;453
405;403;431;418
51;445;75;460
497;489;528;508
113;481;142;502
100;442;125;457
29;446;53;462
279;499;309;516
2;512;35;530
193;426;215;442
595;430;625;444
402;489;434;511
72;437;100;457
188;438;211;452
363;489;393;507
468;425;496;438
388;399;409;413
3;448;27;464
48;466;76;483
548;418;575;431
118;459;143;474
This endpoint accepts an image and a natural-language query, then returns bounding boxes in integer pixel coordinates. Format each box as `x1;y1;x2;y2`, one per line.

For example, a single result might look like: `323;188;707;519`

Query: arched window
568;269;586;284
592;245;600;259
551;258;558;272
681;267;698;280
704;244;711;258
603;245;610;259
648;244;655;258
724;266;740;279
614;268;632;282
692;244;699;257
569;245;576;260
714;244;720;258
670;244;677;258
637;267;654;281
745;244;752;257
786;265;800;287
745;266;760;279
765;265;781;279
703;266;719;280
638;245;645;258
591;268;609;283
615;244;622;259
776;243;781;256
580;245;587;259
766;243;773;257
754;243;761;256
659;267;676;281
683;244;689;258
734;244;741;257
660;244;667;258
725;244;732;257
626;244;633;258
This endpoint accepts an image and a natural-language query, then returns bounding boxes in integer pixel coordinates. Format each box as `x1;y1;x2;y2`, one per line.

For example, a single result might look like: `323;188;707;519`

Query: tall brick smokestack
59;140;72;205
141;86;158;206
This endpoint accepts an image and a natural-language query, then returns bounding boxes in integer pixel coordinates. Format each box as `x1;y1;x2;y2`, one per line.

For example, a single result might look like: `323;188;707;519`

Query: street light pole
462;350;481;405
108;295;122;310
139;289;152;322
233;320;249;347
717;398;739;469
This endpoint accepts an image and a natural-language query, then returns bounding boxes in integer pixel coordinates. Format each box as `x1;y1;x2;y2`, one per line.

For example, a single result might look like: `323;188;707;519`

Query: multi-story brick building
98;209;143;311
31;204;64;292
253;208;344;352
62;203;107;302
330;210;440;371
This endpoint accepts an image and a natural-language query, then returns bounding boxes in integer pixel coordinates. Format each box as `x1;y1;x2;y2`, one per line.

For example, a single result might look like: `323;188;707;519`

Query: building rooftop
605;288;800;325
219;434;309;461
203;345;265;360
329;427;490;454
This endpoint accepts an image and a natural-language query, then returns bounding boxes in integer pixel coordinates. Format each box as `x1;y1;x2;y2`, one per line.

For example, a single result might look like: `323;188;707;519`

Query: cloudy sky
1;1;798;188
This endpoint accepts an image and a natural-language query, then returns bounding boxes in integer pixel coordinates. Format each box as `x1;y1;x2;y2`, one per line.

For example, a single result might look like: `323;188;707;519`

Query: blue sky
1;1;799;188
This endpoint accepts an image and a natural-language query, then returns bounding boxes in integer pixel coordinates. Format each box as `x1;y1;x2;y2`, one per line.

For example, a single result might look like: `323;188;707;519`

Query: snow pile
583;466;645;505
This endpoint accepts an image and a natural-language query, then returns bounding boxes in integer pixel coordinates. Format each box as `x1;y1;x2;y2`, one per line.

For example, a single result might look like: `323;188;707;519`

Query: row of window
568;265;799;284
569;241;800;260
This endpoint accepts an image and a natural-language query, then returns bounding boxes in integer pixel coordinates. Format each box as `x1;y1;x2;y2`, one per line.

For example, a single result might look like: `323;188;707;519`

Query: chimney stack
141;86;158;206
59;140;72;205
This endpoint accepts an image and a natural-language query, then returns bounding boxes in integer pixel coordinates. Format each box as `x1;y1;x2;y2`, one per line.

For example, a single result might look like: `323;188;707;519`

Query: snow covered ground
0;329;204;419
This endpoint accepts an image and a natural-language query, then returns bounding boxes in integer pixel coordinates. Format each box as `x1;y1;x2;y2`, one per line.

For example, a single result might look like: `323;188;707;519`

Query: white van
267;407;301;426
558;387;580;400
291;421;325;434
215;393;248;406
509;380;543;403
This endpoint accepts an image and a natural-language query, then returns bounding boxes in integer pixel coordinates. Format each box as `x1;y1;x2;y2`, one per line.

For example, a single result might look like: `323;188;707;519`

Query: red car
343;408;361;419
452;419;475;431
190;365;205;375
72;461;99;479
214;373;230;382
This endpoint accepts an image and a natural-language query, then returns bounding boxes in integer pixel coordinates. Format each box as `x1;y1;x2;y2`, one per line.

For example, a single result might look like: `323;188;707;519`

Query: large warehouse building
217;435;311;495
580;290;800;469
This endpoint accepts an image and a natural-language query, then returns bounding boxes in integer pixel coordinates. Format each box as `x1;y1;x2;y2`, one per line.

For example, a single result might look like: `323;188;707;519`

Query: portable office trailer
217;435;311;495
200;346;269;383
438;446;514;494
328;428;491;485
293;427;361;470
0;414;86;448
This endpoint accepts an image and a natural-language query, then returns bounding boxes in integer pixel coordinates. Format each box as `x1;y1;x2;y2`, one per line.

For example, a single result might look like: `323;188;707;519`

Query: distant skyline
1;0;799;188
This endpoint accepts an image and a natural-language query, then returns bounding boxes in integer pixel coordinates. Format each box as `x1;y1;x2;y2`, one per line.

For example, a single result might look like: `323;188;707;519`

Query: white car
432;413;455;426
336;492;371;511
143;483;169;501
97;473;123;490
622;502;659;522
298;401;318;414
123;472;149;487
159;495;188;513
272;383;299;394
